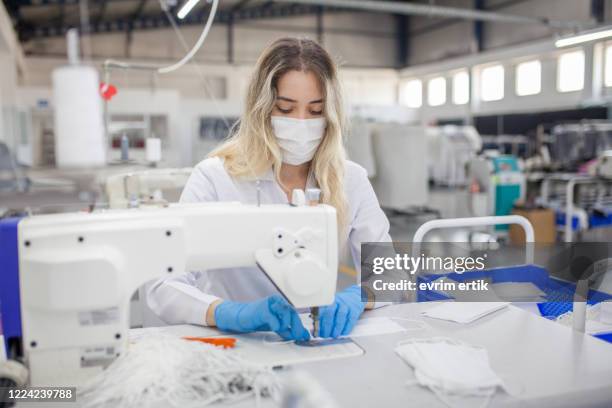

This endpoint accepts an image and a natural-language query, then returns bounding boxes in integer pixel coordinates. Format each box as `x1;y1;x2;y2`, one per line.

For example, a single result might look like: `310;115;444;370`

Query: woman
147;37;391;341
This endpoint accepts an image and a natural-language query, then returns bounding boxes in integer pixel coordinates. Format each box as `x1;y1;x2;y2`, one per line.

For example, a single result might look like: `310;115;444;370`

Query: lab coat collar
259;166;275;181
258;165;317;188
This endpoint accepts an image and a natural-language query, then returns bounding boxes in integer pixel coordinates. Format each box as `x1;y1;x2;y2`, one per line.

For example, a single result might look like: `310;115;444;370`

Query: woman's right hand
213;295;310;341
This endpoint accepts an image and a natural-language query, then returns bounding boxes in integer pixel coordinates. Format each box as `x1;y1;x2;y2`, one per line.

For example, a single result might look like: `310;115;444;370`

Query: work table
16;303;612;407
220;302;612;408
290;302;612;408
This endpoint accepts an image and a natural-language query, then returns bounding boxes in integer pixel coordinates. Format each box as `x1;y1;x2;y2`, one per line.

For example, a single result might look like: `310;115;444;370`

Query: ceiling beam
592;0;605;24
129;0;148;28
273;0;580;29
94;0;108;27
395;13;409;68
473;0;484;53
231;0;253;12
8;0;93;5
17;3;331;40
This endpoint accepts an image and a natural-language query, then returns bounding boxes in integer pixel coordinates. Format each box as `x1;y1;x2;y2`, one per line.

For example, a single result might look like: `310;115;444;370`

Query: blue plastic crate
555;211;580;230
555;210;612;230
416;264;550;302
416;265;612;343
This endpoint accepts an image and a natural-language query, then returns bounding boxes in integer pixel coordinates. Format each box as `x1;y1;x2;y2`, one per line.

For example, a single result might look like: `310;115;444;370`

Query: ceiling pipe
273;0;582;29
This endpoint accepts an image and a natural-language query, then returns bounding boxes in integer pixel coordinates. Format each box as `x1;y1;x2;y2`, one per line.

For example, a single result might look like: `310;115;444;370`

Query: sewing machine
0;201;338;386
104;167;192;208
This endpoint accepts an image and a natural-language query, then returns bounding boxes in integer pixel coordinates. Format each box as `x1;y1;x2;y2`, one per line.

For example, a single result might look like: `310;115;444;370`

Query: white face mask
395;337;509;408
271;116;326;165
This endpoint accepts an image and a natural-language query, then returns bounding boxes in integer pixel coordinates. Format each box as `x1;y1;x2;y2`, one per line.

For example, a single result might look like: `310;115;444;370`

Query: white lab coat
146;156;391;325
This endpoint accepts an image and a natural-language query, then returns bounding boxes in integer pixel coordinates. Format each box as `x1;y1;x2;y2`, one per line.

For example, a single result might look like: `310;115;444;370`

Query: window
605;45;612;87
516;60;541;96
427;76;447;106
452;71;470;105
557;50;585;92
399;79;422;108
480;64;505;102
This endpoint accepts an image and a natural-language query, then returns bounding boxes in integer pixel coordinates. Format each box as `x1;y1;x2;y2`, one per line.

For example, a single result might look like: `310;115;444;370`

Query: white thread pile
78;334;280;408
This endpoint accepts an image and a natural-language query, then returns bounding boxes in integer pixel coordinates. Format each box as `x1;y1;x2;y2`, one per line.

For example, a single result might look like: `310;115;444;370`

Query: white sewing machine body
13;202;338;386
104;167;193;208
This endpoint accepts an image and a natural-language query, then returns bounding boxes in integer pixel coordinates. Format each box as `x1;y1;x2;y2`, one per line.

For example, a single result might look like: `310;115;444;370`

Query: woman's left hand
318;285;365;338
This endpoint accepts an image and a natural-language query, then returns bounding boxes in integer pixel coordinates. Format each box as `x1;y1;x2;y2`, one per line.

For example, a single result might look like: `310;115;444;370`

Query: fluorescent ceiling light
178;0;201;19
555;26;612;48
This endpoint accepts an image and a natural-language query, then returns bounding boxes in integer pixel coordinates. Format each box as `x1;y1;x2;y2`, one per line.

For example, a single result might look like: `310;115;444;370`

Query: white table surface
226;302;612;408
17;302;612;407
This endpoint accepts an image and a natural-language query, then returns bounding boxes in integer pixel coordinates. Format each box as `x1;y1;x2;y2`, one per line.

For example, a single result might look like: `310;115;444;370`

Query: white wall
17;55;402;166
0;54;12;146
0;2;25;151
399;38;612;125
13;1;607;164
483;0;592;49
323;12;397;68
409;0;475;65
22;11;398;68
408;0;595;65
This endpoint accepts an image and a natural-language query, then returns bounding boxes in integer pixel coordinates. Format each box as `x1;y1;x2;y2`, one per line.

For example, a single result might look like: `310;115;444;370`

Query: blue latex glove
214;295;310;341
318;285;365;338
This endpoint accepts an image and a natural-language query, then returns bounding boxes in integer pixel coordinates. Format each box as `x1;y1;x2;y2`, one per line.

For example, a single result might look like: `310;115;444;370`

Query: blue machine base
0;217;23;357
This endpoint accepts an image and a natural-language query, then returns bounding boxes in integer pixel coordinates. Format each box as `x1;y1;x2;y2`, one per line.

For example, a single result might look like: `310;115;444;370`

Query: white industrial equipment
369;123;429;209
468;151;525;224
427;125;482;187
6;201;338;386
345;121;429;210
53;29;106;168
346;118;377;178
104;167;192;208
590;150;612;179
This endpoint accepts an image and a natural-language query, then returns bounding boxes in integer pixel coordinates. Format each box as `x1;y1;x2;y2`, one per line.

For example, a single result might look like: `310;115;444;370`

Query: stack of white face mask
395;337;507;408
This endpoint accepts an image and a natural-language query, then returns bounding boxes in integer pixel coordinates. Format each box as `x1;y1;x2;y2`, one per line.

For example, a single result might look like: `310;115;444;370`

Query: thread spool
146;138;162;164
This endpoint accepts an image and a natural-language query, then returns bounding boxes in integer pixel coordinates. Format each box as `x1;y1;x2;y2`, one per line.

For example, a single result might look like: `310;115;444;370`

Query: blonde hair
209;37;348;232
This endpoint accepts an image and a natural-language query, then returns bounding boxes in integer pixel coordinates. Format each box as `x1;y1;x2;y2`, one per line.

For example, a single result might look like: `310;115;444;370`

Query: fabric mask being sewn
271;116;326;165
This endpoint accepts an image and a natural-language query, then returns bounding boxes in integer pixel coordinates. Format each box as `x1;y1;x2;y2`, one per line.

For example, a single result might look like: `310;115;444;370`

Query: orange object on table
182;336;236;349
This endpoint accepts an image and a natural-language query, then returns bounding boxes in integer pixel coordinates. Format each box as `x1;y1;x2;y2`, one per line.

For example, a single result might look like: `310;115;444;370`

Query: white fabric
146;157;391;326
271;116;326;165
395;337;506;408
298;316;408;339
602;301;612;324
556;303;612;335
421;302;509;324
